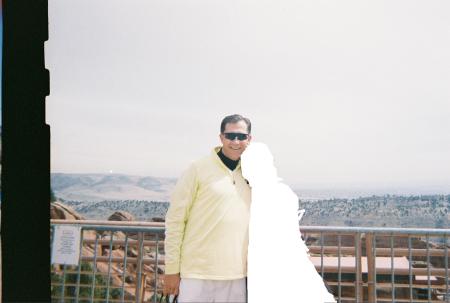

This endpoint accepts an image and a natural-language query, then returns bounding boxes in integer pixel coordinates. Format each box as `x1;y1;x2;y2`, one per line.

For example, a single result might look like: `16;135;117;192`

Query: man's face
219;120;252;161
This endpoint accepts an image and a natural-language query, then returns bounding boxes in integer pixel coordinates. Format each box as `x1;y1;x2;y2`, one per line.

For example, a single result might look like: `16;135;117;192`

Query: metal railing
50;220;450;303
51;220;166;303
301;226;450;303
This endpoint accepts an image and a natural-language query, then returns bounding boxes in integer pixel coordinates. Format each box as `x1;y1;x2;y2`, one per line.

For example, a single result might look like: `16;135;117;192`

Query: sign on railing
51;225;82;266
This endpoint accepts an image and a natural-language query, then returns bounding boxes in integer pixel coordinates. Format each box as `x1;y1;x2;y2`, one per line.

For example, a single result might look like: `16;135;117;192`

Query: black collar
217;148;239;171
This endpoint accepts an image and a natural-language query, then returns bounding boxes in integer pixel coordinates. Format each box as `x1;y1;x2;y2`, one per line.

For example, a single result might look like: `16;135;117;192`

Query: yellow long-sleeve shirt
164;146;251;280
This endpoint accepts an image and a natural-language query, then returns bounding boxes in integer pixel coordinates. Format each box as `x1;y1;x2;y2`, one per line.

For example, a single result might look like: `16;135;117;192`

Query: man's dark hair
220;114;252;134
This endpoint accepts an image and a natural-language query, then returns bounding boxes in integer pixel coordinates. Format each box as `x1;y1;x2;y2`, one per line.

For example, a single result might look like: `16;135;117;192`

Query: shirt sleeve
164;163;199;274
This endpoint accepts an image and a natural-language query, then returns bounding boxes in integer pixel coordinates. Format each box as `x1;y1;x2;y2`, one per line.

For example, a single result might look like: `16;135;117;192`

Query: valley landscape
52;173;450;228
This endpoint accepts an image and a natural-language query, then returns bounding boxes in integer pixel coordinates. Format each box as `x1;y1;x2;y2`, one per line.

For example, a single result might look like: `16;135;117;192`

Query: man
163;114;252;302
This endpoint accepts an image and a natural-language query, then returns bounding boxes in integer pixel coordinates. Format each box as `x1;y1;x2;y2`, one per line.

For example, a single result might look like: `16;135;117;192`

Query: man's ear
219;133;226;144
247;134;253;143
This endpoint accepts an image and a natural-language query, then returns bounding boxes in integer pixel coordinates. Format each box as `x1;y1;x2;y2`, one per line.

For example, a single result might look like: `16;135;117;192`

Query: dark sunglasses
223;132;249;141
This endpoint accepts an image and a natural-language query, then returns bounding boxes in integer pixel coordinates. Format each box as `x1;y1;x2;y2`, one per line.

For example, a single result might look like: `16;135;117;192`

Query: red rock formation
108;211;134;222
50;201;85;220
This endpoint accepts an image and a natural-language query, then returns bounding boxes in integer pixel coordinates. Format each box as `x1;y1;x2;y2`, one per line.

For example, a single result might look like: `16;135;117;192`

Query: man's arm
163;164;198;294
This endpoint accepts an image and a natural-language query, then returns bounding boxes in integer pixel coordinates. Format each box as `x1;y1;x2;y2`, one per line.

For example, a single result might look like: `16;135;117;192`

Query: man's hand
163;273;181;296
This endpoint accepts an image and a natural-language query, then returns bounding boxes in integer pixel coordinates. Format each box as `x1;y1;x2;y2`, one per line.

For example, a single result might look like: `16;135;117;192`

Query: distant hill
51;173;176;202
58;194;450;229
299;194;450;228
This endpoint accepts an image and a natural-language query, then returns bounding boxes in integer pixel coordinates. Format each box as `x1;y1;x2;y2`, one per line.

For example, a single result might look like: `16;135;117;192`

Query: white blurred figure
241;142;336;303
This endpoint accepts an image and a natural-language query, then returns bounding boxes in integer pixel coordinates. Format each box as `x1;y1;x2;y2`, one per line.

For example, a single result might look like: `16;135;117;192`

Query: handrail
300;225;450;235
51;219;164;227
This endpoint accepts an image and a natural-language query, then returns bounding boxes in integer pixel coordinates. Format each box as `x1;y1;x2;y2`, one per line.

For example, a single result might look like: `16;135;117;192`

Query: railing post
154;233;160;303
366;233;376;303
355;233;363;303
135;232;144;303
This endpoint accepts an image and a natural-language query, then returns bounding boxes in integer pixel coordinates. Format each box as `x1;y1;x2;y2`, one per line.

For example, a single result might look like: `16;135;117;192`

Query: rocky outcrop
108;211;134;221
61;200;170;221
50;201;85;220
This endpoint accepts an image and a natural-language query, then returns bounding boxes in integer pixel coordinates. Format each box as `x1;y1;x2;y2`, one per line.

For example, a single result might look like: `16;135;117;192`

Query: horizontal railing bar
85;225;165;233
325;282;356;286
57;256;450;274
52;271;126;277
375;282;449;289
375;247;449;257
312;265;449;276
325;281;449;289
52;221;450;235
53;260;139;267
90;225;165;234
83;241;450;258
83;239;160;247
308;246;450;257
52;283;164;292
82;245;450;259
52;269;164;278
369;267;448;276
376;299;445;303
51;223;165;234
51;296;135;303
51;219;164;227
308;246;356;254
86;241;450;257
315;266;364;274
51;282;126;289
80;256;164;265
300;226;450;235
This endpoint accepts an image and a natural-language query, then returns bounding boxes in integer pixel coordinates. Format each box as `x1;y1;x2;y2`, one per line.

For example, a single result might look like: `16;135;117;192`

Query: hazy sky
46;0;450;190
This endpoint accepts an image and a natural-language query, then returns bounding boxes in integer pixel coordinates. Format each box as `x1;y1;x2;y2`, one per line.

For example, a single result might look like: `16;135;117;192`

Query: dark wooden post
365;233;376;303
1;0;50;301
354;233;363;303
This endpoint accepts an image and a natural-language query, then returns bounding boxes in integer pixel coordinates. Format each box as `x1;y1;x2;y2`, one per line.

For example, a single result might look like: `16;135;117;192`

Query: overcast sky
46;0;450;191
